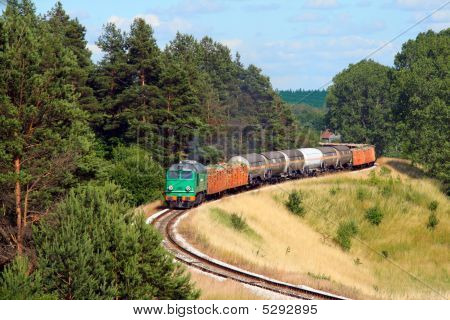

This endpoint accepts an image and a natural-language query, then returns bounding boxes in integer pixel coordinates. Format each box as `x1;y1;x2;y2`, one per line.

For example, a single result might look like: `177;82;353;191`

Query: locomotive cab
165;160;207;209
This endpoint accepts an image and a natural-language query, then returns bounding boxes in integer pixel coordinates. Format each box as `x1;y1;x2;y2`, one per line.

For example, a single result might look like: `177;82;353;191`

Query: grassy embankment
178;158;449;299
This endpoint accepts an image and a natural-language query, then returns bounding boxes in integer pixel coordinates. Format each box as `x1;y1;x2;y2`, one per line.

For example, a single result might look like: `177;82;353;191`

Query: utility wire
271;172;447;299
294;1;450;104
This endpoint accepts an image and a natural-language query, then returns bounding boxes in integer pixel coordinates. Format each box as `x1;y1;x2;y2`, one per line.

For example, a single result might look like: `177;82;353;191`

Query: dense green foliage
326;60;393;154
326;29;449;192
290;103;326;132
278;89;327;108
335;220;358;251
32;182;198;299
108;145;164;206
91;27;300;165
365;206;384;226
0;256;54;299
285;190;305;217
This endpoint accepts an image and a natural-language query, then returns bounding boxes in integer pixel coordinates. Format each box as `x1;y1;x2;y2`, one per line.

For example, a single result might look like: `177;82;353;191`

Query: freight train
164;143;376;209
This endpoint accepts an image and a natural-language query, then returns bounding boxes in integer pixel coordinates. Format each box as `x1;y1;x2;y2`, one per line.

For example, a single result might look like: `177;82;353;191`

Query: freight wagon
165;143;376;208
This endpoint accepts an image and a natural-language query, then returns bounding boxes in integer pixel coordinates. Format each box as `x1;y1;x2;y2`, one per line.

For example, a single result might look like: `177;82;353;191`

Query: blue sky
25;1;450;89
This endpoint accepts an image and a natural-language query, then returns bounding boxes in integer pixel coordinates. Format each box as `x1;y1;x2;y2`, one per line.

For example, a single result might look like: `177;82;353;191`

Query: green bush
335;220;358;251
31;182;199;299
0;257;55;300
284;190;305;217
230;213;247;231
365;206;384;225
108;145;164;205
427;212;439;230
428;200;439;212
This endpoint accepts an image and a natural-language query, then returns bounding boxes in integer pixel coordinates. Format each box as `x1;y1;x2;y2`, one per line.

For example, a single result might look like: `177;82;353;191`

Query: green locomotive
164;160;207;208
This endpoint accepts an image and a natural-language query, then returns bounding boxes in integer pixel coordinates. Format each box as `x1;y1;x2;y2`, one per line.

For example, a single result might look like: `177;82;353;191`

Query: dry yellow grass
135;199;164;219
179;158;449;299
188;268;266;299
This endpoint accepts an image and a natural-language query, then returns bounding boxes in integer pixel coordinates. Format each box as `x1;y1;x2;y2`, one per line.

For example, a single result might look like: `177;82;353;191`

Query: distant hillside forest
277;89;327;108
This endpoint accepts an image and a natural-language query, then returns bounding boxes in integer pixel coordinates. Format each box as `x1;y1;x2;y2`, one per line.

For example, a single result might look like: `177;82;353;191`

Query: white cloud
430;9;450;22
108;14;160;30
170;0;226;15
303;25;334;36
108;15;130;29
87;43;102;55
87;43;104;63
392;0;447;10
303;0;340;9
135;14;161;27
164;17;193;33
220;39;243;50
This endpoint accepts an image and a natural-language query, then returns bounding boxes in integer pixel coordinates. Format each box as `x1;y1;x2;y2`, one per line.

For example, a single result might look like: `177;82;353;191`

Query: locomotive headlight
186;186;191;191
168;185;173;191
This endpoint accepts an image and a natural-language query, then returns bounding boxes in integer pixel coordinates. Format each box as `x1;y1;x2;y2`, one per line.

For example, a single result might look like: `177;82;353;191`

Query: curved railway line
149;207;347;300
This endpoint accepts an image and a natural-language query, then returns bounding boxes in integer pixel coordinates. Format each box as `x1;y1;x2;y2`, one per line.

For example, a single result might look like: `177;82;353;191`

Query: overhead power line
295;1;450;103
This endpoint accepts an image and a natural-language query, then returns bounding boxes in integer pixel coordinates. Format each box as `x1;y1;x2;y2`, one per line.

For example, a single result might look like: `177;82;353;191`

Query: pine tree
0;256;54;299
46;2;99;127
0;0;94;254
33;182;199;299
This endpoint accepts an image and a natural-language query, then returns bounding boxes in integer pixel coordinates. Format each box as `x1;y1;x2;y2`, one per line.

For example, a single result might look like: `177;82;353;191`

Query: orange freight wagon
207;164;248;195
351;148;366;166
363;146;376;165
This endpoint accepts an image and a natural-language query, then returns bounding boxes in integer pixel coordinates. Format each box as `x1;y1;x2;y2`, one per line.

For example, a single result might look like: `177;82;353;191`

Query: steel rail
151;208;347;300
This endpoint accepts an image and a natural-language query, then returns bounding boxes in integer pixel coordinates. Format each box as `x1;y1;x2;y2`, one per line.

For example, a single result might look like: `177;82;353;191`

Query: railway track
149;208;347;300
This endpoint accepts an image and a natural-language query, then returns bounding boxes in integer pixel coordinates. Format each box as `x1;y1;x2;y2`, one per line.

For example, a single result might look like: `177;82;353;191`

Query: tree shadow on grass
386;159;427;179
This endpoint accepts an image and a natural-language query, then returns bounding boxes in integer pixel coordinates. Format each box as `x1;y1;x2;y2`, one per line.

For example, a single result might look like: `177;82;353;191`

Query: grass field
179;158;449;299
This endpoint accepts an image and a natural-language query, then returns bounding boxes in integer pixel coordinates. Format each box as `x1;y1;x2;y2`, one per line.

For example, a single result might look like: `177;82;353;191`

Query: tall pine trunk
14;157;23;255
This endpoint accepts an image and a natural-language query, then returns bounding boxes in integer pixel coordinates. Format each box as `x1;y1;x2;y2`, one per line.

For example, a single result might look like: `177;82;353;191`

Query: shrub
0;257;54;300
108;145;164;206
335;220;358;251
32;182;199;299
285;190;305;217
427;212;439;230
365;206;384;225
230;213;247;231
428;200;439;212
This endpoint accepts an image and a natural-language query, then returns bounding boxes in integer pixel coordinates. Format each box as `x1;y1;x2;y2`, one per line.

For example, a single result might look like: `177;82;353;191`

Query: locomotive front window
168;171;179;179
181;171;193;179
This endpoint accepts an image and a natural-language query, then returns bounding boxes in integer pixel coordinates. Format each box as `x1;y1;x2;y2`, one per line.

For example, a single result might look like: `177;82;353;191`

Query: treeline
326;29;449;193
0;0;308;298
277;89;327;108
290;104;326;133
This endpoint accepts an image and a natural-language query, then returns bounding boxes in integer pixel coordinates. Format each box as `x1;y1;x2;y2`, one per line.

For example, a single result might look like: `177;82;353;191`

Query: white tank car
298;148;322;172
